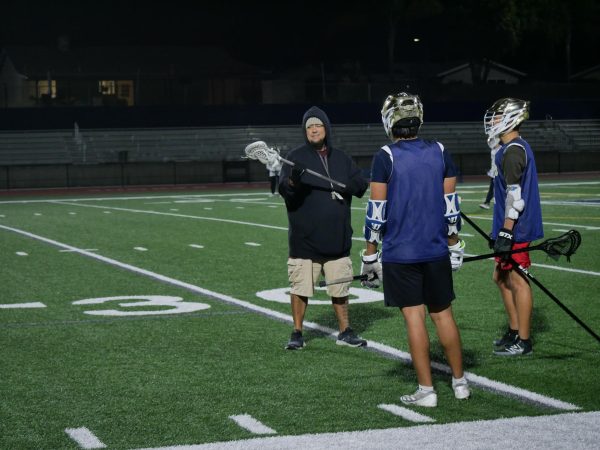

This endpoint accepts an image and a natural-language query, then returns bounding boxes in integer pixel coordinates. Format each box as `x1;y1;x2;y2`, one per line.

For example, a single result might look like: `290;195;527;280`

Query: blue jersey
370;139;456;263
492;137;544;242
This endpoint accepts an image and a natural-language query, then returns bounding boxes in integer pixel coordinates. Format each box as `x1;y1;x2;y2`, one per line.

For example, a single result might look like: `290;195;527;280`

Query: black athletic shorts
382;257;455;308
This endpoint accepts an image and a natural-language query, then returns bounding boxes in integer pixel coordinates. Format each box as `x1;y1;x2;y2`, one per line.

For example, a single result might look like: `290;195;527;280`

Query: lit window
99;80;116;95
38;80;57;98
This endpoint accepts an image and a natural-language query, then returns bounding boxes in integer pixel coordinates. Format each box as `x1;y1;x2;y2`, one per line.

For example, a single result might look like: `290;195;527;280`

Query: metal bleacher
0;119;598;166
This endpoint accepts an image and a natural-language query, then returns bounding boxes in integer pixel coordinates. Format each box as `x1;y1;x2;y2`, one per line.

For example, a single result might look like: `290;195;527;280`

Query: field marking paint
0;302;46;309
0;223;581;411
134;247;148;251
0;182;596;205
228;415;277;435
64;427;106;449
51;201;288;231
256;286;383;305
49;202;600;277
16;251;28;256
133;411;600;450
189;244;204;249
244;242;261;246
377;404;435;423
60;248;98;252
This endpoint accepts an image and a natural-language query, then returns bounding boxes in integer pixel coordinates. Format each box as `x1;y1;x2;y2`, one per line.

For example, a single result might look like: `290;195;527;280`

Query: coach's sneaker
479;202;491;210
494;338;533;356
493;328;519;347
285;330;305;350
400;387;437;407
336;327;367;347
452;377;471;400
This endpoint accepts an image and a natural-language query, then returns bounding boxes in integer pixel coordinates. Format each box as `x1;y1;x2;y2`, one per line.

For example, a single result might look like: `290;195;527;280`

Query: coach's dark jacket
279;106;368;259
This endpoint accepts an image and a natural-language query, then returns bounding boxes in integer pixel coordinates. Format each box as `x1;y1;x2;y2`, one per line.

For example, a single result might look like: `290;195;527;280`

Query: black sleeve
501;145;526;185
344;158;368;198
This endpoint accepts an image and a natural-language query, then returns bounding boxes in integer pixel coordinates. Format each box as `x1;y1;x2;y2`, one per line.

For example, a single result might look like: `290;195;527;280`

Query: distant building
569;64;600;82
0;44;263;107
437;60;526;85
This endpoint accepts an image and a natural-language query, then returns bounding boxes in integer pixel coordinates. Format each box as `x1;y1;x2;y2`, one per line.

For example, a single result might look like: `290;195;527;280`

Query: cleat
400;388;437;407
452;380;471;400
336;327;367;347
493;329;518;347
494;338;533;356
479;203;491;210
285;330;305;350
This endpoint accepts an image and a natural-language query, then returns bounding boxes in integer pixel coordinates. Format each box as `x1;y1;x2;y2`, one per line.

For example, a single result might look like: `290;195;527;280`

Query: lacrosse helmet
484;98;530;139
381;92;424;139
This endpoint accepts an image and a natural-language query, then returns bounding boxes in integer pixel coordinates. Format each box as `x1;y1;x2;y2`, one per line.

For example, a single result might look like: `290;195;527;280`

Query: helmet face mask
484;98;530;140
381;92;424;139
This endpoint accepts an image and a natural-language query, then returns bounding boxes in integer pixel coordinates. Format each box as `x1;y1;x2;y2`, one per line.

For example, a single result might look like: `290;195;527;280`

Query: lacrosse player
485;98;543;356
359;92;470;407
279;106;369;350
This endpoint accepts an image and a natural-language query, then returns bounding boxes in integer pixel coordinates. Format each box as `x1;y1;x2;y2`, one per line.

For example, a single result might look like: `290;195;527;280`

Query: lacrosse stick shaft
318;274;367;287
279;156;346;189
461;212;600;344
463;243;544;262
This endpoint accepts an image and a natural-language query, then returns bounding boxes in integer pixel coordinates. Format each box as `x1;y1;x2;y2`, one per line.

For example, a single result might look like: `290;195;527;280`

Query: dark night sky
2;0;600;78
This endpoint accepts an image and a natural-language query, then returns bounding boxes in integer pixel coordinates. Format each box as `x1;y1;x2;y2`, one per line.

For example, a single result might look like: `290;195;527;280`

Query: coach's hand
494;228;514;260
360;250;382;288
289;162;306;186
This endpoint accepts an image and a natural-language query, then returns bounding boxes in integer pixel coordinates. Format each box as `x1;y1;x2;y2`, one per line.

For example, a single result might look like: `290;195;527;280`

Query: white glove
360;250;383;288
449;240;465;272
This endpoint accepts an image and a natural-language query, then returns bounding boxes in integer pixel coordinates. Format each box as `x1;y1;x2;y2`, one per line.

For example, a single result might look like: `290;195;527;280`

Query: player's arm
442;147;465;271
501;145;527;230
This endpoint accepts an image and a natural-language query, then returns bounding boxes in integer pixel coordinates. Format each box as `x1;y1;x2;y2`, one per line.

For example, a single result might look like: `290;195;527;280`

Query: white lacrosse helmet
381;92;424;139
484;98;530;139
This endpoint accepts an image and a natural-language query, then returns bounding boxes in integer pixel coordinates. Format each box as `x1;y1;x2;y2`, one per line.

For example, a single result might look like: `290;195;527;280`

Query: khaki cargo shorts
287;256;353;298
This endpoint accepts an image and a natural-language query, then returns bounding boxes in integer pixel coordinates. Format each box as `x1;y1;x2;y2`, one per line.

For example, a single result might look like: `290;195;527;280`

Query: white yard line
377;404;435;423
64;427;106;449
0;223;582;412
228;415;277;435
0;302;46;309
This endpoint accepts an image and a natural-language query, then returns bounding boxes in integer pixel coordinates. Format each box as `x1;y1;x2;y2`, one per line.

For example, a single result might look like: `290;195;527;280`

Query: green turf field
1;179;599;449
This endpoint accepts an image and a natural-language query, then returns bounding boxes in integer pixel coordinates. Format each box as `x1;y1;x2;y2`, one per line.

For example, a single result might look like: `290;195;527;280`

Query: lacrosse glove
290;162;306;186
360;250;383;288
449;239;465;271
494;228;514;260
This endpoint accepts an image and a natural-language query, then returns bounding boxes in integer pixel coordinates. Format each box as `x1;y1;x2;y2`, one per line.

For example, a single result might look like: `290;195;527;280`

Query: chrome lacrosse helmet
484;98;530;139
381;92;424;139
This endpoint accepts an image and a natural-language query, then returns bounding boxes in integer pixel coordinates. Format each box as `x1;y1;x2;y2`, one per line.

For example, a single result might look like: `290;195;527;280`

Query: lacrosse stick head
543;229;582;262
244;141;280;166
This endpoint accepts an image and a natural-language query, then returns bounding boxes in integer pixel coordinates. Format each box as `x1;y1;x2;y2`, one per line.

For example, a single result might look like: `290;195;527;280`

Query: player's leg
493;263;519;344
401;304;432;386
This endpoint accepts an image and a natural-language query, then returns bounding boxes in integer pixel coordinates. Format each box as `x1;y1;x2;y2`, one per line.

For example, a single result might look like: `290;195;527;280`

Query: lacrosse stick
463;229;581;263
244;141;346;189
318;274;368;287
460;212;600;344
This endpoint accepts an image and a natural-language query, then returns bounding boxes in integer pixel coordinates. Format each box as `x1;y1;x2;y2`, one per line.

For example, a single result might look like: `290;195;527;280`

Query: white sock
452;376;467;387
418;384;435;392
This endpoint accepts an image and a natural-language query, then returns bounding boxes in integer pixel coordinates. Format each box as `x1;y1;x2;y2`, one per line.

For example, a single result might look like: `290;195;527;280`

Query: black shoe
336;327;367;347
285;330;305;350
493;338;533;356
493;329;518;347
